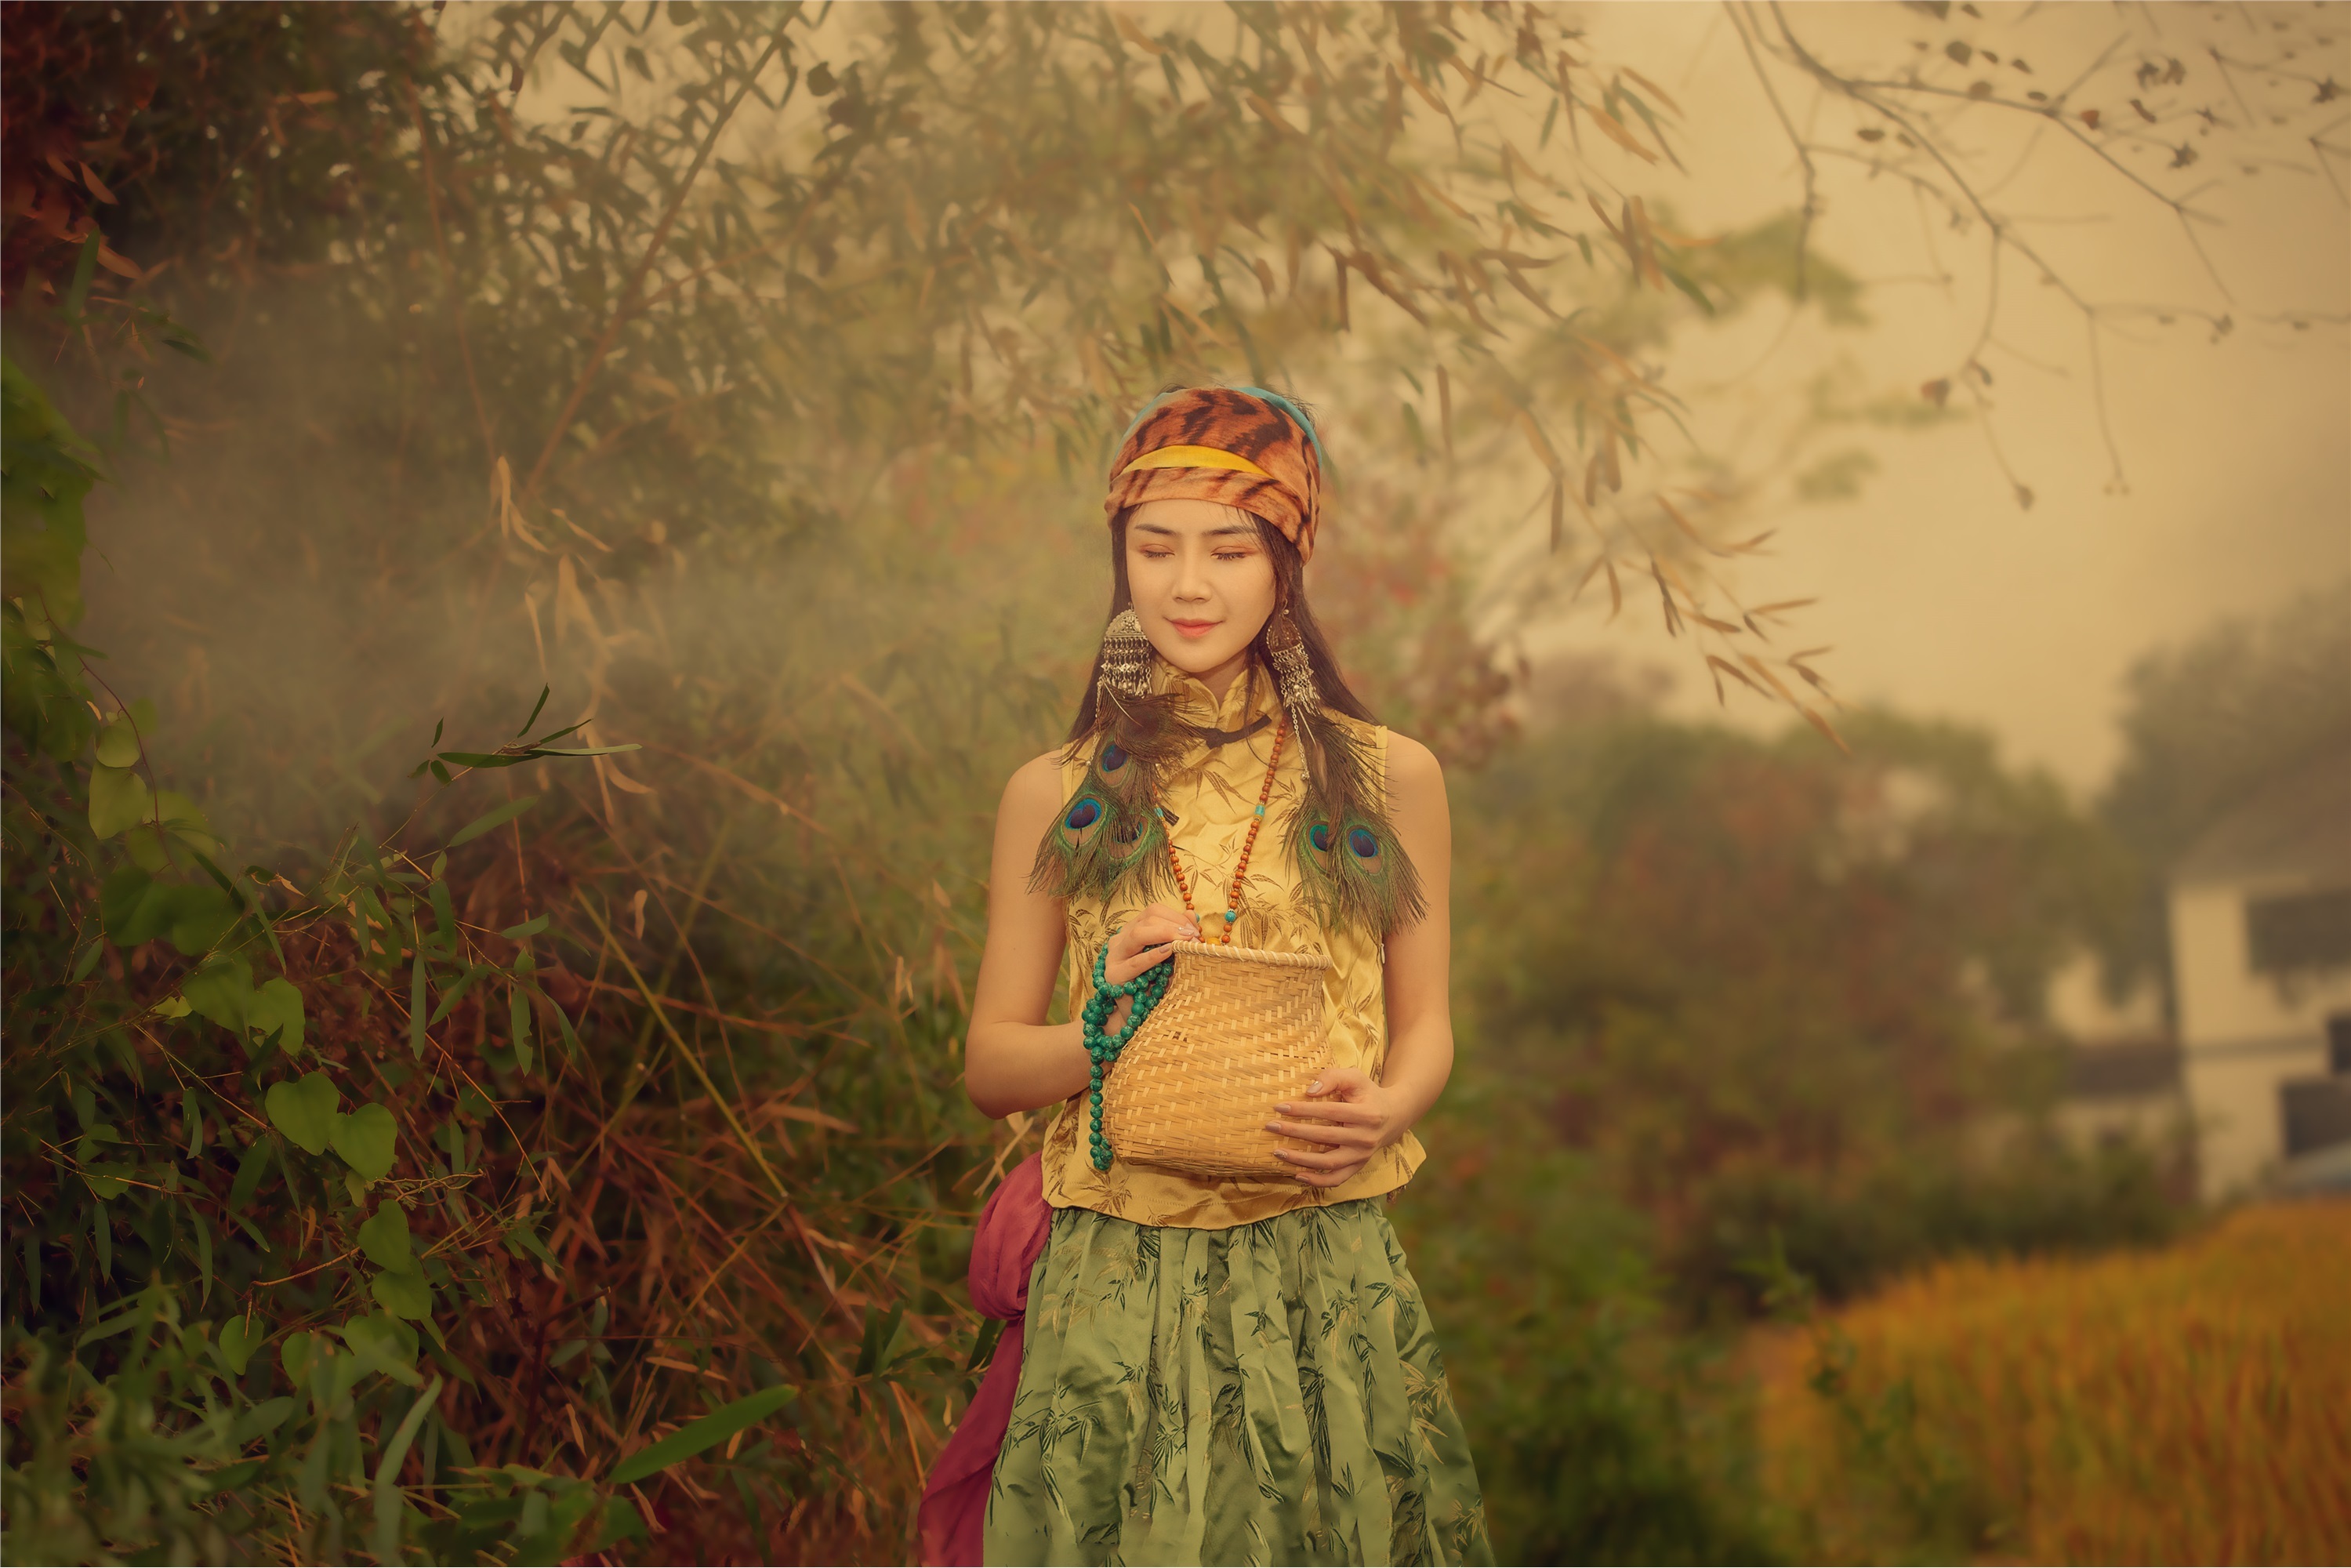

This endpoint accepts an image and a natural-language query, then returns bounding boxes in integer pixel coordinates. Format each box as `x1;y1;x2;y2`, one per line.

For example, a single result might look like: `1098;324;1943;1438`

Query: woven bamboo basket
1097;940;1333;1181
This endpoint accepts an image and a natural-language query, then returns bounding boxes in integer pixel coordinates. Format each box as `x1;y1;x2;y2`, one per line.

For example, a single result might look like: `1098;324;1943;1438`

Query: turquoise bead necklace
1081;935;1173;1171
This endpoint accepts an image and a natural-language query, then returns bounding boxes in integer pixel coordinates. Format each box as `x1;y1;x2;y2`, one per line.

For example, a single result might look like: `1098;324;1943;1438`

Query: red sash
916;1152;1051;1567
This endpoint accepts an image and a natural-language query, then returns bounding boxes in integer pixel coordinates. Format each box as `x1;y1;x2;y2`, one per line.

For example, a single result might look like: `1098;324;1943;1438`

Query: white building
2168;745;2351;1200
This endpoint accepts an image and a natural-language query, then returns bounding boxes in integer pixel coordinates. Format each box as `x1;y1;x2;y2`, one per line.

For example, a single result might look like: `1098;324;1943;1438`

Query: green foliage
1;360;669;1561
2099;577;2351;989
2104;579;2351;862
2;3;2233;1563
1685;210;1870;328
1398;1084;1781;1565
1740;1240;1995;1564
6;5;1772;1545
1453;707;2169;1321
607;1385;799;1487
1675;1138;2186;1316
1791;447;1879;504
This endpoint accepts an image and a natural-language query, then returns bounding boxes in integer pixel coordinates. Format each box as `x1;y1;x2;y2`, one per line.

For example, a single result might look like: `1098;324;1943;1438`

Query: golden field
1758;1201;2351;1565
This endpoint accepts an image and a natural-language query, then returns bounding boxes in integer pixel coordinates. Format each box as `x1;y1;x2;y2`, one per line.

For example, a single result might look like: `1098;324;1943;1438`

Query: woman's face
1123;497;1279;679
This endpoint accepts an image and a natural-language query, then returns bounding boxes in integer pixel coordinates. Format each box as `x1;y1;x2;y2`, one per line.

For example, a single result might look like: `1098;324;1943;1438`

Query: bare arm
963;751;1199;1120
1268;731;1454;1186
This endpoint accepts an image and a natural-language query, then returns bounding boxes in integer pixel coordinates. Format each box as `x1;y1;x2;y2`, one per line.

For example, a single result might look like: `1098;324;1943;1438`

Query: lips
1168;619;1221;640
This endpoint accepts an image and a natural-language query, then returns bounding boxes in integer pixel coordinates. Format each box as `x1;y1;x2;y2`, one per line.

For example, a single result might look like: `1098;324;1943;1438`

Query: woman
955;386;1489;1566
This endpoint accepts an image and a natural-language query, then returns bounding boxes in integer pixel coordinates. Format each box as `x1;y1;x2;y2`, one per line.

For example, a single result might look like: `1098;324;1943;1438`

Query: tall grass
1758;1201;2351;1565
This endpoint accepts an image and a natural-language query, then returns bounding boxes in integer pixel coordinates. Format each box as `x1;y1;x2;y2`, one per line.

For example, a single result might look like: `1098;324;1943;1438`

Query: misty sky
1526;2;2349;794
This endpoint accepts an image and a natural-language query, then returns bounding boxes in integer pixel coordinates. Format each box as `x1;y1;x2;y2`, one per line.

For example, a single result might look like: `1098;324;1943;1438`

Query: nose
1173;540;1214;602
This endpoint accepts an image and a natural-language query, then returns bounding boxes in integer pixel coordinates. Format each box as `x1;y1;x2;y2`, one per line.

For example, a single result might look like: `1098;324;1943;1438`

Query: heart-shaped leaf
332;1102;397;1181
249;976;306;1056
265;1072;339;1156
372;1269;434;1322
216;1312;263;1376
279;1330;317;1386
94;717;142;768
355;1201;415;1273
87;762;153;839
165;880;239;956
183;959;256;1035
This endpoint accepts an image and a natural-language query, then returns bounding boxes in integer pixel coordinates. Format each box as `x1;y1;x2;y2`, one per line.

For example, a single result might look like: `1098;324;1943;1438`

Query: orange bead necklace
1166;713;1290;944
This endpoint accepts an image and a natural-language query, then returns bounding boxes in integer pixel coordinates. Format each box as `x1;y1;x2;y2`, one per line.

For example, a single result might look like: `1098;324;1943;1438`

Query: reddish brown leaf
1620;67;1682;115
1585;102;1659;162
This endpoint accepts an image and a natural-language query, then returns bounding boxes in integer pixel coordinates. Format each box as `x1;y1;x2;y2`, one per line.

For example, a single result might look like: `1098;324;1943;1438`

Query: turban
1103;386;1328;563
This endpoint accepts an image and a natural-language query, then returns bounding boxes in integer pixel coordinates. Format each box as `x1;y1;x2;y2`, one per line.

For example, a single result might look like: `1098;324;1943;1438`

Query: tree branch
521;29;791;506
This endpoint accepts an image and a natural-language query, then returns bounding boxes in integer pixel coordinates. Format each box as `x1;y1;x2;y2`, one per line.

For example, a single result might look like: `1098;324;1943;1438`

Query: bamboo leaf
514;684;553;737
428;963;490;1026
408;949;430;1059
448;795;539;848
372;1376;445;1565
608;1385;799;1486
1584;102;1659;162
229;1134;274;1210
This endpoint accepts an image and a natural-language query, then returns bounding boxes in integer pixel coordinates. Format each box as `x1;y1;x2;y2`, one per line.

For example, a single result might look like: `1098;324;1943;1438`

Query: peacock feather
1029;612;1192;906
1030;730;1177;906
1260;610;1425;934
1035;610;1427;932
1282;702;1426;936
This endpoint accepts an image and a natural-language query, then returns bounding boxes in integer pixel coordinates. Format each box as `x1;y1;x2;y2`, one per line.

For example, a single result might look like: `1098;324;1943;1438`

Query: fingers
1116;910;1199;953
1270;1100;1382;1126
1138;915;1199;945
1105;942;1176;982
1103;909;1203;982
1266;1119;1378;1149
1300;1066;1373;1100
1277;1149;1369;1185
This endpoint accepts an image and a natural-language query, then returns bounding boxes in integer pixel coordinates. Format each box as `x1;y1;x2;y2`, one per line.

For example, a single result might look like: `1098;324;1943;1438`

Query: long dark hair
1061;506;1373;744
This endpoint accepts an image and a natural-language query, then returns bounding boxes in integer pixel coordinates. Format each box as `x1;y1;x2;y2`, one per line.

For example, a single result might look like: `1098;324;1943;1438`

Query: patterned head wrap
1103;386;1327;563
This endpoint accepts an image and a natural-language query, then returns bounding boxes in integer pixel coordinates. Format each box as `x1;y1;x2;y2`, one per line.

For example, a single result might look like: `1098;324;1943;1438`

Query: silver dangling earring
1098;608;1155;703
1264;608;1318;713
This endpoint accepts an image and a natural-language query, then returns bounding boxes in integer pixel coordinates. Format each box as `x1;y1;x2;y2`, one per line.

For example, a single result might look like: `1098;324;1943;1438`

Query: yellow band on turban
1118;445;1273;480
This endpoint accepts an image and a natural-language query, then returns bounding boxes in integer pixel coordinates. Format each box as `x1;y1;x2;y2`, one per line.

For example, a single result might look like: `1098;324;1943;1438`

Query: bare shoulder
1383;730;1446;798
1000;747;1070;828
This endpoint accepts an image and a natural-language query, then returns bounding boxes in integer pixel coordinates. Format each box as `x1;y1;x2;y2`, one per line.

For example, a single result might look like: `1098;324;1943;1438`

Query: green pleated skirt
983;1197;1493;1567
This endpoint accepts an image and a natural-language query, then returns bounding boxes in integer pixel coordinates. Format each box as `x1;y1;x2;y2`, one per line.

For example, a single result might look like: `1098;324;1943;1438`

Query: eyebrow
1133;522;1261;539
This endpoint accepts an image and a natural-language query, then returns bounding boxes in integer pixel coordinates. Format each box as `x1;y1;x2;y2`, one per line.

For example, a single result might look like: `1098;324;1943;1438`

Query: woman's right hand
1103;902;1200;985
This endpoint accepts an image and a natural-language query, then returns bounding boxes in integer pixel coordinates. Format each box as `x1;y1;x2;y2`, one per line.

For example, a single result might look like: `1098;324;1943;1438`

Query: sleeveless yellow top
1038;659;1428;1229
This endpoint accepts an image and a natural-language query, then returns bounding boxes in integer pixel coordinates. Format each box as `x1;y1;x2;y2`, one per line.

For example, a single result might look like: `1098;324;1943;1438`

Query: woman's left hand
1266;1066;1404;1188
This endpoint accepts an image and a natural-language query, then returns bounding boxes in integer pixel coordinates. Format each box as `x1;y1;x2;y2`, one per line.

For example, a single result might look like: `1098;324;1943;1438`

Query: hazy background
9;3;2348;1563
1533;3;2350;791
